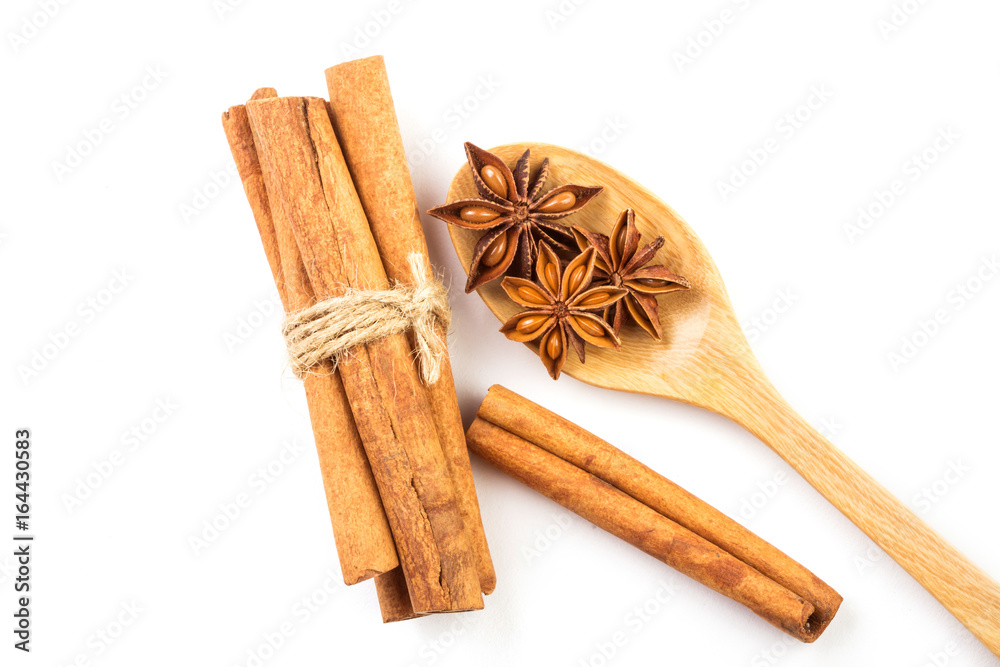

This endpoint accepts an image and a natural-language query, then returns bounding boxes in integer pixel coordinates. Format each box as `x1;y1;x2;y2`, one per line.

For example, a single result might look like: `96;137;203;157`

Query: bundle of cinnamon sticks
221;57;494;621
467;385;841;642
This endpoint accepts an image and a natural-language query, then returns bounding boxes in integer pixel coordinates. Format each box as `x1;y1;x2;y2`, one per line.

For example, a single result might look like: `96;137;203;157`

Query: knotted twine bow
282;253;451;384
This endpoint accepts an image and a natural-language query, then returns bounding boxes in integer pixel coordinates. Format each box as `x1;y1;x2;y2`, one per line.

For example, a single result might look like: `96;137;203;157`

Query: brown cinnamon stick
245;95;482;614
466;419;821;640
222;95;398;586
225;91;415;621
477;385;842;633
468;387;842;642
325;55;496;595
374;567;423;623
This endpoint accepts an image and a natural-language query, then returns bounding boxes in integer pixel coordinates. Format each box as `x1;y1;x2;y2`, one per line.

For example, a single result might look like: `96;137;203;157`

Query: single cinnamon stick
246;95;482;613
467;418;826;642
325;55;496;595
477;385;843;633
222;96;398;586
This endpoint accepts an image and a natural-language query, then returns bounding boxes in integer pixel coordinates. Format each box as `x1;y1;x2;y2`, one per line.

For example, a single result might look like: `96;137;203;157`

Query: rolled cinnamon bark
226;90;415;619
222;96;398;586
374;567;424;623
325;56;496;595
246;96;482;614
477;385;842;633
466;418;824;641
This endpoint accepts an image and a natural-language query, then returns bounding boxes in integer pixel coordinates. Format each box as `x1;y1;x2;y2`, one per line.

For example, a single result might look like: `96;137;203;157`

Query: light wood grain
445;143;1000;655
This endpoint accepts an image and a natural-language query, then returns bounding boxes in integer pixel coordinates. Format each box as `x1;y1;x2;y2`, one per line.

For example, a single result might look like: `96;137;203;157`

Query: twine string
282;253;451;383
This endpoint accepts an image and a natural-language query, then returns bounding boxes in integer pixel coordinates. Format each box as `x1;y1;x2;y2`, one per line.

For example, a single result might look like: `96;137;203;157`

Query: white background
2;0;999;665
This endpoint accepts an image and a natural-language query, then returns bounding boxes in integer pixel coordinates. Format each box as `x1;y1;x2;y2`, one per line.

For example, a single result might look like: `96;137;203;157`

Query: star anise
573;208;691;340
427;142;603;293
500;243;627;380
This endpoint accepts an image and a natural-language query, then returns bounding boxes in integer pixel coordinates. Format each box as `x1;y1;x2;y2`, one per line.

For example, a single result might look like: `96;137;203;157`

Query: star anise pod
427;142;603;293
500;243;627;380
573;208;691;341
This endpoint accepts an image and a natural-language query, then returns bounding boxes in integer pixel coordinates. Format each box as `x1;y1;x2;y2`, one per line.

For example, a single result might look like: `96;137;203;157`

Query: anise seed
482;232;508;267
480;165;507;199
575;317;605;337
579;290;612;307
545;330;563;359
543;263;559;291
460;206;500;223
567;265;587;294
614;222;628;255
626;296;655;330
536;191;576;214
516;314;548;334
517;285;548;305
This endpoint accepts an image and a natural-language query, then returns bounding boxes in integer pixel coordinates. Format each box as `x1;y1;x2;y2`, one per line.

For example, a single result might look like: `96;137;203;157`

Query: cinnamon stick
245;96;482;613
226;91;415;621
374;567;423;623
477;385;842;633
325;55;496;595
222;95;398;586
468;387;842;642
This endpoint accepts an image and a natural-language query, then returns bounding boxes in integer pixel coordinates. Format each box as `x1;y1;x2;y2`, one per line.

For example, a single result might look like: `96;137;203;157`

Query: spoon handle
724;379;1000;655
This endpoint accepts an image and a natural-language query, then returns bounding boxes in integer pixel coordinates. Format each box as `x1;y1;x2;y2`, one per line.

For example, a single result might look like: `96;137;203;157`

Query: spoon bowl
447;143;739;404
445;143;1000;655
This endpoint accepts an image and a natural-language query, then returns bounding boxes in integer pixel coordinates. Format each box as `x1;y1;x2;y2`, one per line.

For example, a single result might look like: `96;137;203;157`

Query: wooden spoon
444;142;1000;655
